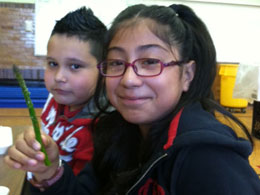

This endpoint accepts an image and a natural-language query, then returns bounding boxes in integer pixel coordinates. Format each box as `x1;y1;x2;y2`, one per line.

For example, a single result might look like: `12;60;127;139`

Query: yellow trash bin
219;64;248;110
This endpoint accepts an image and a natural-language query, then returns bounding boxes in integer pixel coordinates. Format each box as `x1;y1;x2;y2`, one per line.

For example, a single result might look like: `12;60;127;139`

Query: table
0;126;31;195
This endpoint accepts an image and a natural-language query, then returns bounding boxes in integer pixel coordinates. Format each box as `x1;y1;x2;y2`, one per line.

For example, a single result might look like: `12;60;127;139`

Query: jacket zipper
125;153;168;195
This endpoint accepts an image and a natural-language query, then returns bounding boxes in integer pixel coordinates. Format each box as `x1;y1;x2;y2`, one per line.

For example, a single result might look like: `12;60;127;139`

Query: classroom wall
127;0;260;63
0;0;34;3
34;0;260;64
0;2;45;69
1;0;259;70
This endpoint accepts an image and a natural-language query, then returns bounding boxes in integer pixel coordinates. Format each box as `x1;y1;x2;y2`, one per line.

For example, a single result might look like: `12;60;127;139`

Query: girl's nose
120;66;142;87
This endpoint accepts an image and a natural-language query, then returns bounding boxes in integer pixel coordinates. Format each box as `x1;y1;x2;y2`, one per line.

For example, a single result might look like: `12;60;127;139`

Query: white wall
34;0;127;56
35;0;260;64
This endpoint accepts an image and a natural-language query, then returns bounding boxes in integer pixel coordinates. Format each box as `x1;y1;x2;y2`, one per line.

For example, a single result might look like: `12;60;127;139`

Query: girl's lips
119;95;151;106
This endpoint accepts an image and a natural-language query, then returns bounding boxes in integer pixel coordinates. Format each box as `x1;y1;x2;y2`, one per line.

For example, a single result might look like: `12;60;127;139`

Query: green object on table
12;65;51;166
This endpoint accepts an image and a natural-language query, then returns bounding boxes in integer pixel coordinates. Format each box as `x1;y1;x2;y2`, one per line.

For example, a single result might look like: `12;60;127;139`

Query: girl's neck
139;124;151;138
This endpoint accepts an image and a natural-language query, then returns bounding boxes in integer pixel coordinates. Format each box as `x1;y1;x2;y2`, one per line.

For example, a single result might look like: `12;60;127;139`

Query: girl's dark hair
51;6;107;62
92;4;253;194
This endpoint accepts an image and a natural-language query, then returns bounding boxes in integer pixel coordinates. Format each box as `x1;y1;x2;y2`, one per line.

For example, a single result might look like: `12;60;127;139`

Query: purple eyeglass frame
97;58;184;77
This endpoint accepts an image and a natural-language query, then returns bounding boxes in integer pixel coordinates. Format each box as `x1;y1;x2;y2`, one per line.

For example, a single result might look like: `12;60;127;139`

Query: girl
5;4;260;195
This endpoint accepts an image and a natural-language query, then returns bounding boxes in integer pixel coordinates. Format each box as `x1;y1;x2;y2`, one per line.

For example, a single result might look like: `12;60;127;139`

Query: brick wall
0;2;45;72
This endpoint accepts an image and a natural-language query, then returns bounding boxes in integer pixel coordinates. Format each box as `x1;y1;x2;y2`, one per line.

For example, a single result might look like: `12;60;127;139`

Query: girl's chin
121;113;149;124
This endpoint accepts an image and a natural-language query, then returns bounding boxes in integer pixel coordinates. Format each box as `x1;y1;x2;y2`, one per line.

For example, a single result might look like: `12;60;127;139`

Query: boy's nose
55;68;67;82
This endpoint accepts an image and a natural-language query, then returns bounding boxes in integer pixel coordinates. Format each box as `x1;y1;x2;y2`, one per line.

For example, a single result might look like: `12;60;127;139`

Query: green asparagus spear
12;65;51;166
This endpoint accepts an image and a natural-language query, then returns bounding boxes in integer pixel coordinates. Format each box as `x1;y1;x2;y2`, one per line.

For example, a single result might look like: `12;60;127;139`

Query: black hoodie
31;102;260;194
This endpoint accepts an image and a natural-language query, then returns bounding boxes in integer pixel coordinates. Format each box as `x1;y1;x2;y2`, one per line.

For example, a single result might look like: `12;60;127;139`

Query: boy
40;6;106;175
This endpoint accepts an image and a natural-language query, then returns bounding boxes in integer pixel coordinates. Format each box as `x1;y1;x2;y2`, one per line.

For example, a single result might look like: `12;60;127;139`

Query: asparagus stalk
12;65;51;166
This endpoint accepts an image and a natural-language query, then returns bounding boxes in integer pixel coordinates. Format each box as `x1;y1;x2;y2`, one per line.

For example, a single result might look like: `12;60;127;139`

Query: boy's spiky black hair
51;6;107;61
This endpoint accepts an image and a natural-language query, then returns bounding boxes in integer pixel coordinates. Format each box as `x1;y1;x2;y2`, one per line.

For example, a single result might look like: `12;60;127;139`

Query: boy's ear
182;60;196;92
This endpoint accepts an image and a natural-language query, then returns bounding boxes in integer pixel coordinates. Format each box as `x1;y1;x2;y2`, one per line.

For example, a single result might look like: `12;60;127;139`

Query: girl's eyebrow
107;46;124;53
107;44;169;54
137;44;169;52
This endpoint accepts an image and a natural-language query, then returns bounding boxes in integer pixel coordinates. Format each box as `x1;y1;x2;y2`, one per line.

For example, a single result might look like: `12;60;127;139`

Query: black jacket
31;102;260;194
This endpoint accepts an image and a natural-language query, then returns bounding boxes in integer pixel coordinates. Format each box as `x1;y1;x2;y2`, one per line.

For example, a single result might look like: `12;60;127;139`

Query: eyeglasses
97;58;184;77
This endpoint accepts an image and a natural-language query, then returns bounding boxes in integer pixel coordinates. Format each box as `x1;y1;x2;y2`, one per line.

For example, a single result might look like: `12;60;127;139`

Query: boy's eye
48;61;58;68
70;64;81;70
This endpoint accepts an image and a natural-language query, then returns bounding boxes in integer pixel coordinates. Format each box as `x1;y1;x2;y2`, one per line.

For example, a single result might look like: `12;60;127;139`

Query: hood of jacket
164;102;252;158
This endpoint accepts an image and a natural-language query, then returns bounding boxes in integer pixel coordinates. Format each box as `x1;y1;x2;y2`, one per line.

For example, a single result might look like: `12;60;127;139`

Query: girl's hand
4;127;60;181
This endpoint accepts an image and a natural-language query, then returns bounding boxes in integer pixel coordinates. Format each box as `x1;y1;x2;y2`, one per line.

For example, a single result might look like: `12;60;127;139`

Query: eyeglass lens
101;59;162;76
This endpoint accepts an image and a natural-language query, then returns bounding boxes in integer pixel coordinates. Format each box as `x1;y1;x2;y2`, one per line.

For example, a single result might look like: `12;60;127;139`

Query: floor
0;107;259;177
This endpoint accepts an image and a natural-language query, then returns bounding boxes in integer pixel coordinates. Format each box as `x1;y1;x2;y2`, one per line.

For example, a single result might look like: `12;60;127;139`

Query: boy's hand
4;127;60;181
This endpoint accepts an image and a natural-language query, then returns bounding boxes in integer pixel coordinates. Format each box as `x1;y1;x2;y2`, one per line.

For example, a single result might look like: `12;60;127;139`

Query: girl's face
106;21;195;135
45;34;99;111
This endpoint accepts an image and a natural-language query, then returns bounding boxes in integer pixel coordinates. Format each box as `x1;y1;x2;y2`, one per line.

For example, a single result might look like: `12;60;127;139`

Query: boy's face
45;34;99;111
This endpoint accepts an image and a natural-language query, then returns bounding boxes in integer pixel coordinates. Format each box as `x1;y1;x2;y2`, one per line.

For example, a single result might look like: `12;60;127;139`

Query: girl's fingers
5;128;45;170
14;138;41;160
25;127;53;152
40;133;59;160
7;145;39;167
4;155;23;169
23;127;42;151
4;127;58;174
5;144;48;173
4;153;47;173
